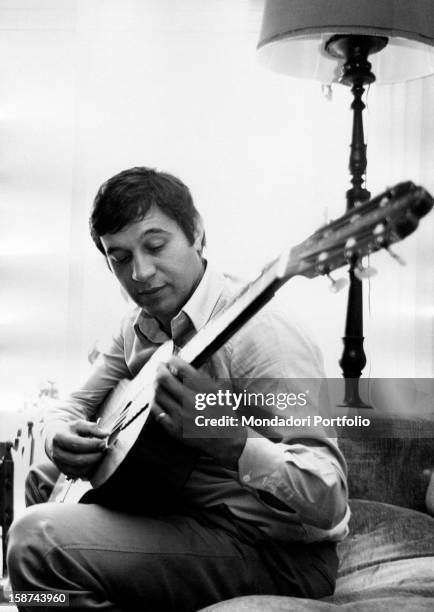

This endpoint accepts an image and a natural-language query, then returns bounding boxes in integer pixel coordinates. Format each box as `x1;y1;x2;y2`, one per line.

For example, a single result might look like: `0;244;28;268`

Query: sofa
1;414;433;611
199;415;434;611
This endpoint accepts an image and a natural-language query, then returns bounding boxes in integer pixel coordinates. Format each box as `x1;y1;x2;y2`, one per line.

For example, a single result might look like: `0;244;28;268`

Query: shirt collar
180;261;224;333
133;261;225;346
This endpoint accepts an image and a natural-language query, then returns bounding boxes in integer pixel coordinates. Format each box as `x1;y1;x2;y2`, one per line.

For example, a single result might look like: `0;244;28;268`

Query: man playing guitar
7;167;349;611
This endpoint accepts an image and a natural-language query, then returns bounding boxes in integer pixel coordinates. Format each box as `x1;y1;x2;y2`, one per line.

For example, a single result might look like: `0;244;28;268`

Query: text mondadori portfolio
194;415;371;427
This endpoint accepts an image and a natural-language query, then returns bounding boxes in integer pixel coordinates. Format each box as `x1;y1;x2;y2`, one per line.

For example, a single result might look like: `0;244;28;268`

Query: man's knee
7;505;53;584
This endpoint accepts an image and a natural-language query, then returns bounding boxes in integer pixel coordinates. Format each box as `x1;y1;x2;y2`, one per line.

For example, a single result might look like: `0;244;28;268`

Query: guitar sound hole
107;429;120;447
108;401;132;436
118;402;150;433
122;401;132;413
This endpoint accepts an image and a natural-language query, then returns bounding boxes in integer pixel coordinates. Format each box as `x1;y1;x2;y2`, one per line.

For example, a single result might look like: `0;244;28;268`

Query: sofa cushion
199;595;434;611
330;499;434;602
199;499;434;611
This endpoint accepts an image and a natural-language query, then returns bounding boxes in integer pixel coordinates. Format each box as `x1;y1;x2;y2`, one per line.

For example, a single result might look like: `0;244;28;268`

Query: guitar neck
179;253;294;368
104;181;432;437
176;181;433;369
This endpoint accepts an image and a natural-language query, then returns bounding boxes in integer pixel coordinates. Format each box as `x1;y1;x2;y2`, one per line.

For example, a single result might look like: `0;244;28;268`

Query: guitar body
52;342;199;512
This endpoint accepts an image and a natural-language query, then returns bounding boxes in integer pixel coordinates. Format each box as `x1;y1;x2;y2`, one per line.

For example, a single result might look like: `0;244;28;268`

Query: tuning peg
373;223;386;236
344;237;357;261
354;261;377;280
386;247;406;266
327;274;348;293
321;83;333;101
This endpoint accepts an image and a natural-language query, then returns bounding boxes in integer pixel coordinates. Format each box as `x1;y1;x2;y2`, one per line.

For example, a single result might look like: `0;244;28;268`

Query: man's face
100;206;204;328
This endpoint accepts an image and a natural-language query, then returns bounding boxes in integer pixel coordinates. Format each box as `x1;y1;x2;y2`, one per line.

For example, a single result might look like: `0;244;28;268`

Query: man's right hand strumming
46;419;109;478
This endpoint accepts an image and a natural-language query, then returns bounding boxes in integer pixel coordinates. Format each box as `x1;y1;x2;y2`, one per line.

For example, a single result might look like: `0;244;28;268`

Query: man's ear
193;217;205;254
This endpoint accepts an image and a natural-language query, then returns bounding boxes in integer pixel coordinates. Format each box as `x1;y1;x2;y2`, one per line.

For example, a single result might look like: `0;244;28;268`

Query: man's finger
153;386;181;417
54;433;107;454
54;450;104;472
150;400;181;437
167;356;198;380
155;363;185;396
74;420;110;438
56;450;104;468
166;356;213;392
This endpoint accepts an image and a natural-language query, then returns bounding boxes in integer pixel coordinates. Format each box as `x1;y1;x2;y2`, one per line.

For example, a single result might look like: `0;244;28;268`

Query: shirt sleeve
228;307;349;534
43;319;132;458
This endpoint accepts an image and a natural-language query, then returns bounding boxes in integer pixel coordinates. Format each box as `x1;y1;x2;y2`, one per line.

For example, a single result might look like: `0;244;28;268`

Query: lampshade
257;0;434;84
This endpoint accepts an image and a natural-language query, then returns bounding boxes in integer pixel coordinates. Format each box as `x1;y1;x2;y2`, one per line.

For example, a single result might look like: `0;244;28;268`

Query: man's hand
47;420;110;478
151;356;247;471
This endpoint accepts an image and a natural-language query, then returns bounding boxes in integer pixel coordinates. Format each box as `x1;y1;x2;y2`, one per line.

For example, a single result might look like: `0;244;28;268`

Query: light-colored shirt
45;263;350;543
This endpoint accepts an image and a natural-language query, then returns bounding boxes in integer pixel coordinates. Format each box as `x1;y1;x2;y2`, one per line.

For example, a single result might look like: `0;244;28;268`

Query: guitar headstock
286;182;433;280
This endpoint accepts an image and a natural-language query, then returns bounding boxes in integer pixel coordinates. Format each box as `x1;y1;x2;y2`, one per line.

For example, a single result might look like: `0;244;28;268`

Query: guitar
50;181;433;510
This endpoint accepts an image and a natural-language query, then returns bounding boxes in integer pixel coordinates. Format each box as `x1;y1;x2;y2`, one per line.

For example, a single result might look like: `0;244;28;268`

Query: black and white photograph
1;1;434;610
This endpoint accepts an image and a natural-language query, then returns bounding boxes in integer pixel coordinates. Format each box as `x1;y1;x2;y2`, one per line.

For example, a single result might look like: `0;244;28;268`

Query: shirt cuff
237;434;286;494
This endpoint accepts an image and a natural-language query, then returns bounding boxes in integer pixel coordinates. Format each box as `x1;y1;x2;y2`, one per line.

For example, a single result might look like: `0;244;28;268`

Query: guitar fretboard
180;250;291;367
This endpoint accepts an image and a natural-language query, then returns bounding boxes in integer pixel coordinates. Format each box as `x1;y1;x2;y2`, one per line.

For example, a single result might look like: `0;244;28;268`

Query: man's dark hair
90;166;204;253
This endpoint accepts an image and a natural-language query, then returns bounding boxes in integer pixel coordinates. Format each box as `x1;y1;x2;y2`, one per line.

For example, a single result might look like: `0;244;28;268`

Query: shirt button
242;474;251;483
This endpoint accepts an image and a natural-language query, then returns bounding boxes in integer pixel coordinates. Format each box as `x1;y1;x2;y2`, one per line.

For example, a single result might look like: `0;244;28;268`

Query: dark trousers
7;462;338;611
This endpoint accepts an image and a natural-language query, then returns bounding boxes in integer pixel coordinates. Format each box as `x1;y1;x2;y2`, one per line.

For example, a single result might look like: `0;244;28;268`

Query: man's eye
110;254;131;264
146;242;165;252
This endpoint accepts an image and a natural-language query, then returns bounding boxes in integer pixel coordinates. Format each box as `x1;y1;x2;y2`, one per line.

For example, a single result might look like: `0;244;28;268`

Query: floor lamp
257;0;434;407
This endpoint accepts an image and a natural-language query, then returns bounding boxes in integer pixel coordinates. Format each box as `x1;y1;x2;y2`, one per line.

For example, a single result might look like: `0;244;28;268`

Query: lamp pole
325;35;388;407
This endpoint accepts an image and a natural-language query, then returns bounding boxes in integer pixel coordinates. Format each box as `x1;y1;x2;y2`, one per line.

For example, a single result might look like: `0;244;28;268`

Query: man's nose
131;254;156;282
